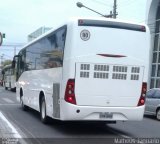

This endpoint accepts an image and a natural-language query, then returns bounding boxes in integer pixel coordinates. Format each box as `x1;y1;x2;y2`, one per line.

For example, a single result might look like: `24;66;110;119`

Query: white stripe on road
0;104;19;106
3;98;14;103
109;128;131;138
107;125;131;138
0;111;22;138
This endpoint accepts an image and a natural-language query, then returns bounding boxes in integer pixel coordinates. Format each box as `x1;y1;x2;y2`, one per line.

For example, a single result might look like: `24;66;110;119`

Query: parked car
145;88;160;120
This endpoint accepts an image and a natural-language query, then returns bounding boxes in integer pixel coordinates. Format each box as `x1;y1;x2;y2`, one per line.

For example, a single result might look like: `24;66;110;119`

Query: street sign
0;32;3;46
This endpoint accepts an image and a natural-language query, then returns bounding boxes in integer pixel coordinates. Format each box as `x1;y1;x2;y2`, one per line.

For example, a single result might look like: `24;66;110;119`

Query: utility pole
113;0;118;19
14;46;16;56
105;0;118;18
77;1;118;19
110;11;113;18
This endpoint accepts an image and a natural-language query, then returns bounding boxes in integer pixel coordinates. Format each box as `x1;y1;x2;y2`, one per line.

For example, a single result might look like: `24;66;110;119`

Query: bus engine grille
78;63;141;81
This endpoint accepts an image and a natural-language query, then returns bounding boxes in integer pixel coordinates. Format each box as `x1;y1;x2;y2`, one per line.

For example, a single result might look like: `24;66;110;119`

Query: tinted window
146;89;155;98
26;41;41;70
151;65;156;77
24;25;66;71
44;27;66;68
19;49;26;73
153;90;160;98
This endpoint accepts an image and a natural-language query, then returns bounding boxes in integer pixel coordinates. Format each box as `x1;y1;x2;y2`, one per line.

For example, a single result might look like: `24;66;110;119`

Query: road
0;87;159;144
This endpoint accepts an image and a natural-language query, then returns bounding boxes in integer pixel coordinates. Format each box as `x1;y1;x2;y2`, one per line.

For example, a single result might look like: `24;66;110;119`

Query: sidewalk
0;111;21;139
0;86;22;143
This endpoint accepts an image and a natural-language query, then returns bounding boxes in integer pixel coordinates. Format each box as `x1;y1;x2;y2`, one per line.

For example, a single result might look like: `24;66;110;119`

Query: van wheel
156;109;160;120
40;97;48;124
5;87;8;90
20;96;28;111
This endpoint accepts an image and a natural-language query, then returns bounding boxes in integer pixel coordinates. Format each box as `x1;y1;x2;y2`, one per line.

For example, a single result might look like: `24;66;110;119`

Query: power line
118;0;136;8
92;0;112;8
90;0;118;18
1;54;13;58
2;44;25;47
118;0;130;6
0;49;21;51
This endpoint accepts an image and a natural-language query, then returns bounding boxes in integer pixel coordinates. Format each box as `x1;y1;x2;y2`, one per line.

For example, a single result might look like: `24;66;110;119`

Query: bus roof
18;17;148;53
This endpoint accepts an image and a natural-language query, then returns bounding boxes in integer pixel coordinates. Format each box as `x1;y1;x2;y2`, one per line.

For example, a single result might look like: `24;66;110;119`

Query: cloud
0;0;146;50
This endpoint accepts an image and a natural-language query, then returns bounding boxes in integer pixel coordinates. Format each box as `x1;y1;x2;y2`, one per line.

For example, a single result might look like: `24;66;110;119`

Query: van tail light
137;82;147;106
65;79;76;105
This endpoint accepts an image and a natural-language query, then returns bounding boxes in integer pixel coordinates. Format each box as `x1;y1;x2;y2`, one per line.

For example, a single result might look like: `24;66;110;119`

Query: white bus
2;64;16;91
13;17;150;123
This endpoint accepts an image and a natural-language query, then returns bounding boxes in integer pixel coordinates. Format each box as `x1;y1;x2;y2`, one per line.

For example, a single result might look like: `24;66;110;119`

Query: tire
20;96;28;111
9;82;11;90
40;97;48;124
156;109;160;121
5;87;8;90
11;87;16;92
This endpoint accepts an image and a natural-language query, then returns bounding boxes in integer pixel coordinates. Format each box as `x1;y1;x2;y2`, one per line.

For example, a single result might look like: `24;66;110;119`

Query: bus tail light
137;82;147;106
65;79;76;105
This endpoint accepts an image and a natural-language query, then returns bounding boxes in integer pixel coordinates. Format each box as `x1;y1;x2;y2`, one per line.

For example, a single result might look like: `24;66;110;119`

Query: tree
2;59;12;67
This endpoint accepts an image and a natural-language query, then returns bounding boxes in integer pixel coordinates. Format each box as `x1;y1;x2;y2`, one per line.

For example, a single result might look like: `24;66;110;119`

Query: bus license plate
99;112;113;119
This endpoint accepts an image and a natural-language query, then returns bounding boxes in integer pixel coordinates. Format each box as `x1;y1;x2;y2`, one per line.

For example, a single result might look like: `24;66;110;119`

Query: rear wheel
40;97;48;124
156;109;160;120
20;96;28;111
11;87;16;92
9;82;11;90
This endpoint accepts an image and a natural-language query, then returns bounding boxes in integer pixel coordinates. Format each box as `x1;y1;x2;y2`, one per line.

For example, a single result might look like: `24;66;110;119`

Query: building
147;0;160;88
28;26;52;42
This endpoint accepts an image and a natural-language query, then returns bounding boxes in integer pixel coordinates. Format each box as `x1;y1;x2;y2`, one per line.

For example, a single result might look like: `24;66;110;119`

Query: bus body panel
62;19;150;107
16;68;62;118
16;17;151;122
61;100;145;121
75;63;144;107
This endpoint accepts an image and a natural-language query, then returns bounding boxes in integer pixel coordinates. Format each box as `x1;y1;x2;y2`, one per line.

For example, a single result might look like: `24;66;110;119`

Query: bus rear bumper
60;101;145;121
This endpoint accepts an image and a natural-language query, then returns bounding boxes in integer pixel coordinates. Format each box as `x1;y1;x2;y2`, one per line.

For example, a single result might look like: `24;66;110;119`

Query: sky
0;0;147;61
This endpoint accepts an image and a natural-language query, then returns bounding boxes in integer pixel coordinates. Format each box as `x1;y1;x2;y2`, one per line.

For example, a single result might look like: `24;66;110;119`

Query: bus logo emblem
80;30;90;41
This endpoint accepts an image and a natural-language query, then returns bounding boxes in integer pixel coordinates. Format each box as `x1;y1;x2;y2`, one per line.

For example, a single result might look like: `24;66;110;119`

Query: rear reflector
97;54;126;58
137;82;147;106
65;79;76;105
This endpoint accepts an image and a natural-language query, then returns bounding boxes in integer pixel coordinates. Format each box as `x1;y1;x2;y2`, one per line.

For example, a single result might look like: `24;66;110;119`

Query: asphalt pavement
0;87;19;137
0;86;160;144
0;86;118;144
